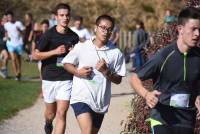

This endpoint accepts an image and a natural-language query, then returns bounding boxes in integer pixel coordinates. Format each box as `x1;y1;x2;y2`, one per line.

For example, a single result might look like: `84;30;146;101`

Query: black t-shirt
0;25;6;50
137;42;200;128
36;26;79;81
33;30;43;45
24;22;33;44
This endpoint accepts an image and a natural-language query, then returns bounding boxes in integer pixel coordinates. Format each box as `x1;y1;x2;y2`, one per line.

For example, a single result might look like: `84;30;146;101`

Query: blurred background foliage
0;0;187;31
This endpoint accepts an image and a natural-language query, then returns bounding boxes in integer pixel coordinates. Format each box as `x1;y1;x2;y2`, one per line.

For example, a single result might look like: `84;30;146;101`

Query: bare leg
1;50;9;69
45;102;56;123
9;52;18;76
16;54;21;76
54;100;69;134
77;112;93;134
44;102;56;134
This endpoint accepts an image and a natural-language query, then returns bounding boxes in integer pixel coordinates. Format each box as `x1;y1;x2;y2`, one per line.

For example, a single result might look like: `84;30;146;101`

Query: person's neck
177;37;190;54
56;25;68;34
93;39;106;48
75;26;81;30
10;20;15;23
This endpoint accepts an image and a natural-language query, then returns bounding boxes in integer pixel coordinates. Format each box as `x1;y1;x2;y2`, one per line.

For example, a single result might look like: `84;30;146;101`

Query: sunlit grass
0;58;40;122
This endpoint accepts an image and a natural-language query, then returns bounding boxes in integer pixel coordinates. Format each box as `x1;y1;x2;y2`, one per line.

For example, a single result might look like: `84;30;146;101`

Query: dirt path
0;74;133;134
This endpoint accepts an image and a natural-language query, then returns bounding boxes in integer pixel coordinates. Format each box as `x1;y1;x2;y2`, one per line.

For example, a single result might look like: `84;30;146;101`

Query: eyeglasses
97;25;113;33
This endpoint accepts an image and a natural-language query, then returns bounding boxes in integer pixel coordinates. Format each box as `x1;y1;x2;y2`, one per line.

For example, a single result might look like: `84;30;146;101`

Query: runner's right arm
130;49;164;108
130;73;161;108
34;45;66;60
34;31;67;60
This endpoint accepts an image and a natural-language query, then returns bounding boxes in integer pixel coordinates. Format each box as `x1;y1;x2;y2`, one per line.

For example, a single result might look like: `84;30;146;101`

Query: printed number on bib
56;57;64;67
170;94;190;108
87;69;104;91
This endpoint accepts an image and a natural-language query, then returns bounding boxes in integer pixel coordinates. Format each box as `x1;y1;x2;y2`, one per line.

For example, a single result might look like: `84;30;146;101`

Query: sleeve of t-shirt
36;33;49;52
113;50;126;77
73;34;79;45
62;43;81;66
16;21;25;31
4;23;8;31
137;50;163;81
84;29;91;40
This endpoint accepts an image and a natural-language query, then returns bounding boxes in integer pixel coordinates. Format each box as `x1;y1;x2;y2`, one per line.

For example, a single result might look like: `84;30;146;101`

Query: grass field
0;59;40;122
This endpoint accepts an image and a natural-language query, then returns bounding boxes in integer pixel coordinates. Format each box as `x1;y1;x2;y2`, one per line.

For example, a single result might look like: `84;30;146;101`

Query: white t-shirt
49;19;57;28
70;27;91;40
62;39;126;113
4;21;25;46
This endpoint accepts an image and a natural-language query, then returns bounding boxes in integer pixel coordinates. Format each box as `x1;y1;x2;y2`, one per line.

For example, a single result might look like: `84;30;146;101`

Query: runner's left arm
96;58;122;84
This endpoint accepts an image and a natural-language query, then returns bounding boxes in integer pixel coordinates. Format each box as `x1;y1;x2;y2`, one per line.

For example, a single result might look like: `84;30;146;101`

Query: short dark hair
53;3;71;15
41;19;49;26
136;21;145;29
96;15;115;29
73;15;83;22
6;11;14;16
178;7;200;25
25;12;33;19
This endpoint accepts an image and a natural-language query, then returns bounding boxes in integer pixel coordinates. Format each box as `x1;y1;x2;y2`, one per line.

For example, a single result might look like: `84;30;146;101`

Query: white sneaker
0;70;6;78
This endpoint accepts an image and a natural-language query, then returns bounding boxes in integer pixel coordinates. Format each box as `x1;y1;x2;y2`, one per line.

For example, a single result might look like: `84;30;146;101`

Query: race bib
170;94;190;108
56;57;64;67
87;69;104;91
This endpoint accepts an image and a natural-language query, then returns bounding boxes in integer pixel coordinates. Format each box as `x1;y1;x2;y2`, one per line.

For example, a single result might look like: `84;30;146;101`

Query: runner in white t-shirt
71;15;91;42
4;11;25;80
62;15;126;134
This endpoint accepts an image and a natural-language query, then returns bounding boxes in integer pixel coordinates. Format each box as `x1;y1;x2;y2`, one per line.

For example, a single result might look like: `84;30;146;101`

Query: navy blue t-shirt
137;42;200;128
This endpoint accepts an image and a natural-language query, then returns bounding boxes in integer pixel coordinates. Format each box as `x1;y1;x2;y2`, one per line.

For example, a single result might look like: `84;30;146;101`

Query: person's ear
94;26;97;33
177;25;184;35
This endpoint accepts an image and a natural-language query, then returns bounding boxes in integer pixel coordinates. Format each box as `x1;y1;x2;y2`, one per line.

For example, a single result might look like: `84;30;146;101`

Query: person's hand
145;90;161;108
195;95;200;120
77;66;93;78
54;45;66;55
31;50;36;60
95;58;108;75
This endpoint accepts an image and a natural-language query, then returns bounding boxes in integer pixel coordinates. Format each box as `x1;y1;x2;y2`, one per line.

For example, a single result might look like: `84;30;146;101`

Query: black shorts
0;42;7;51
152;125;194;134
71;102;105;128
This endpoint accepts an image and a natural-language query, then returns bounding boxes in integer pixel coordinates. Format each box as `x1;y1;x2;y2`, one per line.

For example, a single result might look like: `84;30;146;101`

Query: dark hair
5;11;14;16
136;21;145;29
25;12;33;19
41;19;49;26
96;14;115;29
73;15;83;22
178;7;200;25
53;3;71;15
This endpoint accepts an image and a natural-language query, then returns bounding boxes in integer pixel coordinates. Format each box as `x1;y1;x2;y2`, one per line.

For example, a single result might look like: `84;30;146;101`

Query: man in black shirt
34;3;79;134
130;7;200;134
0;14;9;78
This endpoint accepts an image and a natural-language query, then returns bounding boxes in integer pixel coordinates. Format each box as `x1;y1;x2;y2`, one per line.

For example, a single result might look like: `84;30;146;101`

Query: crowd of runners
0;2;200;134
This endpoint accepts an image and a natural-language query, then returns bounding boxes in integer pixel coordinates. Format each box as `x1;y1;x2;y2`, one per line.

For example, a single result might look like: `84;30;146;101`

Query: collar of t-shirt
89;38;114;51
